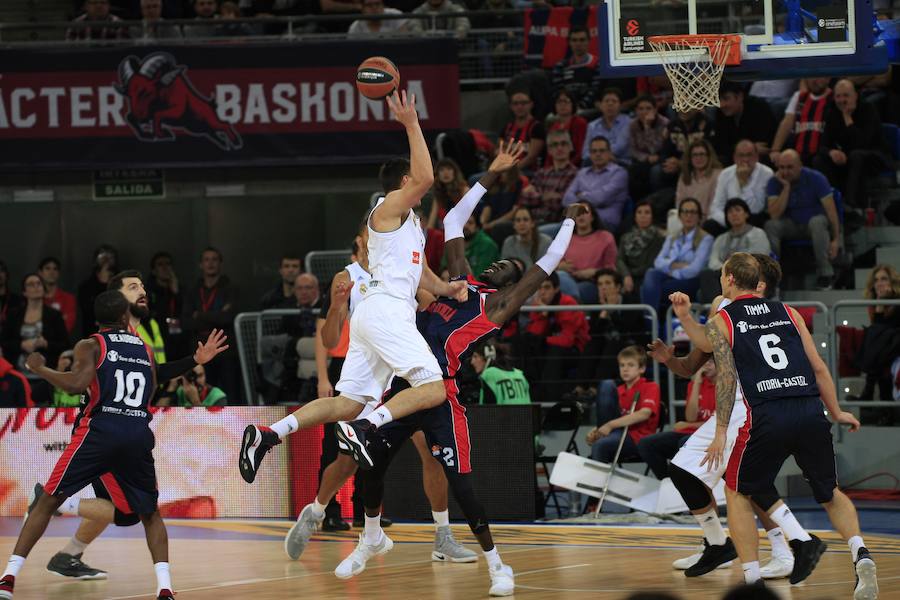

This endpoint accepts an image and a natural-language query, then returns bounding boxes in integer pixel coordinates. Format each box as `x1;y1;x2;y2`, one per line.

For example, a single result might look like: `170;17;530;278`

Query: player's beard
130;301;150;320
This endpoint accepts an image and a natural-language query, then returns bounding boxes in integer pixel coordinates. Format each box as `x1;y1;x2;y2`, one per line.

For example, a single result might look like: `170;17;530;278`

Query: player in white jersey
283;220;477;563
647;255;812;579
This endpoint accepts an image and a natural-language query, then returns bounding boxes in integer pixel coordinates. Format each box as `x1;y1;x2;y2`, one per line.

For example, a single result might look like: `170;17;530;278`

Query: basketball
356;56;400;100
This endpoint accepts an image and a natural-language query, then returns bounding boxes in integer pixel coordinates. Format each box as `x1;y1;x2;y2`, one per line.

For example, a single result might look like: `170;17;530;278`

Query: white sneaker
854;556;879;600
284;503;324;560
489;563;514;597
760;554;794;579
672;544;732;570
334;533;393;580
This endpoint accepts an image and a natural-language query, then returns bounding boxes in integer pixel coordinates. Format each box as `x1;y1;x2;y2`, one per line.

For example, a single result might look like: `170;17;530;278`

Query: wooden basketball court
2;519;898;599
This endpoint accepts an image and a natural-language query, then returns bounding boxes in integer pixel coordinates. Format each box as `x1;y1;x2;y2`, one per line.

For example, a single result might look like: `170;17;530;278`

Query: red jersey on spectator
0;356;33;407
675;377;715;434
502;117;546;145
423;227;445;275
618;377;660;443
45;288;77;334
525;293;590;351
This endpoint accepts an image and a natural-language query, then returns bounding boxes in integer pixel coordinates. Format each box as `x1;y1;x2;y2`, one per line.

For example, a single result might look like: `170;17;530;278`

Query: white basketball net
649;36;736;113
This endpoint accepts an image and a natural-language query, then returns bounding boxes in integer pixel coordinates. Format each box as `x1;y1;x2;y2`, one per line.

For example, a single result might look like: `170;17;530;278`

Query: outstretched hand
488;139;526;173
25;352;45;372
332;280;352;306
386;90;418;129
669;291;692;320
646;339;674;364
193;328;229;365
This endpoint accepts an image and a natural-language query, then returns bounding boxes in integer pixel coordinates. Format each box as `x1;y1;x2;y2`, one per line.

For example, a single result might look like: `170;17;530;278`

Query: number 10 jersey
86;329;156;421
719;294;819;407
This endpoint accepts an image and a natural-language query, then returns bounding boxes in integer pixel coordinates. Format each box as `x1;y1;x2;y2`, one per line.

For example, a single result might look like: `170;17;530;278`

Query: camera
183;370;198;385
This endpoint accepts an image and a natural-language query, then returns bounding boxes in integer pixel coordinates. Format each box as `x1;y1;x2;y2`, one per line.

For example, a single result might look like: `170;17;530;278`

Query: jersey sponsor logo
734;319;792;333
743;303;771;316
359;283;367;295
107;350;120;362
756;375;809;393
412;251;420;265
736;321;749;333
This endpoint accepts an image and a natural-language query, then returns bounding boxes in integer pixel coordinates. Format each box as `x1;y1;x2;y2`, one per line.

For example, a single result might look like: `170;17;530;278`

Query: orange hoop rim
647;34;742;66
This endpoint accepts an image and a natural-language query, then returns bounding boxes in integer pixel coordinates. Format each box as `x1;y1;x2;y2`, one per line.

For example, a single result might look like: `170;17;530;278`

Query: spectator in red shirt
586;345;660;464
0;348;33;408
39;257;77;335
545;89;587;166
637;358;716;479
522;272;589;401
501;90;546;172
556;201;617;303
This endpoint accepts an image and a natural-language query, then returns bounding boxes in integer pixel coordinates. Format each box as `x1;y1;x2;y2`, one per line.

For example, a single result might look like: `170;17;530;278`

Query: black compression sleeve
157;355;197;382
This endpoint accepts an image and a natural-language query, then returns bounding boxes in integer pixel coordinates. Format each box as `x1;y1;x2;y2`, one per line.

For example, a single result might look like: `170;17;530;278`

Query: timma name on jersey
744;303;771;316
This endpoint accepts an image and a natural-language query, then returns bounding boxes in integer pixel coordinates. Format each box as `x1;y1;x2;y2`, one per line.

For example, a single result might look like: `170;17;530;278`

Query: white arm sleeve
444;182;487;242
535;218;575;275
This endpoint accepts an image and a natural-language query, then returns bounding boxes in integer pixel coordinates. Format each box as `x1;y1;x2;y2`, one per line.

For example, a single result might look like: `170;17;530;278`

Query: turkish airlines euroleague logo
626;19;640;36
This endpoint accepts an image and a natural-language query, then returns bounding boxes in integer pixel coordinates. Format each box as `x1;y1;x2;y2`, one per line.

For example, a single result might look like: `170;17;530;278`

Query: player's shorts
44;417;159;515
371;379;472;474
670;398;747;489
725;396;837;503
336;294;442;404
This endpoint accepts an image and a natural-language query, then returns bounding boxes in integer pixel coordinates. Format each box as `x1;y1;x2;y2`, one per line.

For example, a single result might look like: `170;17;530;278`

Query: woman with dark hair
640;197;713;315
676;139;722;219
428;158;470;230
500;207;552;269
545;88;587;166
628;94;669;201
851;264;900;406
470;341;530;405
555;201;617;303
0;273;69;404
615;201;665;296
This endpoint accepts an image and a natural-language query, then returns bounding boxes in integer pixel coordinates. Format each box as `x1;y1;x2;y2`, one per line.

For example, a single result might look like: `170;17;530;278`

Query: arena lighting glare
205;184;246;197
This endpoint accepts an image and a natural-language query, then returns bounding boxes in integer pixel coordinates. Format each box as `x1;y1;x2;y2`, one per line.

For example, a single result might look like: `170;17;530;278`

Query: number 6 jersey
719;294;819;407
85;329;156;421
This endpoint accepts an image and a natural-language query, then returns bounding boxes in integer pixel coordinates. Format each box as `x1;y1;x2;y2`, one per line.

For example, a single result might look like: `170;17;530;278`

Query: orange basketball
356;56;400;100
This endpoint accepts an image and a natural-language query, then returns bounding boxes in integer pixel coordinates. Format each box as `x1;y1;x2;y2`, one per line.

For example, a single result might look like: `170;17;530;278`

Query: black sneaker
684;538;738;577
157;588;175;600
239;425;282;484
46;552;107;580
854;547;878;600
335;420;376;470
322;516;351;532
789;534;827;584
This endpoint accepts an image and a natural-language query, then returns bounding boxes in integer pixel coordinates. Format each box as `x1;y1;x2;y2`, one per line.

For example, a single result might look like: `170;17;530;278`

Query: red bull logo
115;52;242;150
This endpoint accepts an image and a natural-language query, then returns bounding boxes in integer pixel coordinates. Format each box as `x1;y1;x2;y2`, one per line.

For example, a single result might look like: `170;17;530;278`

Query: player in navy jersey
331;191;586;596
0;291;176;600
701;253;877;598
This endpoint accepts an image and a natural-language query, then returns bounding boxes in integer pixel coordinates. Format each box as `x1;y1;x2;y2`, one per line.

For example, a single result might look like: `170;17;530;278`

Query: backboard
598;0;888;79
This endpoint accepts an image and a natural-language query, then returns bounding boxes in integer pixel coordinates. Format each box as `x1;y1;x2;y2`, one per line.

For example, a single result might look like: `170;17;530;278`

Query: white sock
154;562;172;594
269;415;299;439
694;509;727;546
742;561;761;583
483;547;502;570
3;555;25;578
58;496;80;516
364;406;393;428
849;535;866;561
766;528;792;560
769;504;811;541
432;510;450;529
364;514;383;545
311;498;327;518
61;536;89;556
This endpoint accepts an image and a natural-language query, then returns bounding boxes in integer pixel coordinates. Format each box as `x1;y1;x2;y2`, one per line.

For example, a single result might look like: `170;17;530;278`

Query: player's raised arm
443;140;524;278
700;314;736;471
374;91;433;228
485;203;585;325
671;292;712;353
321;270;351;350
25;338;98;394
648;296;720;376
787;305;859;431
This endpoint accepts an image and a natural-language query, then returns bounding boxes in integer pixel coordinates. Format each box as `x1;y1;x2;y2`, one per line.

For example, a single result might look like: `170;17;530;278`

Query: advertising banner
0;39;460;170
523;6;599;69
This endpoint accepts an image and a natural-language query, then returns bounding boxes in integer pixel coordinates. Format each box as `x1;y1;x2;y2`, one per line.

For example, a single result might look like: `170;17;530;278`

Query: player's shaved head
95;290;130;328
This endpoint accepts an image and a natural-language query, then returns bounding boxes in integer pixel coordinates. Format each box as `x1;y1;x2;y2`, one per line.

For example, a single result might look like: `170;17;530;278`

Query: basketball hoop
648;34;741;113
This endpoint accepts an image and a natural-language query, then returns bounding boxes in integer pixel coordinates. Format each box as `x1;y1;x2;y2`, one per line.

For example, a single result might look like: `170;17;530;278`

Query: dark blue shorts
44;417;159;515
375;379;472;474
726;396;837;503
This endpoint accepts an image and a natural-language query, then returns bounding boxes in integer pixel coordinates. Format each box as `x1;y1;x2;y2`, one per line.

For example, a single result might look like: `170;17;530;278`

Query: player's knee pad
114;509;140;527
358;470;385;510
445;472;489;534
668;463;712;511
749;490;780;512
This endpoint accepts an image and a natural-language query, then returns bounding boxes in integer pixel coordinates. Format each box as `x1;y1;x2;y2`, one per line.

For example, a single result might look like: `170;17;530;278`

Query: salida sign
0;40;460;169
